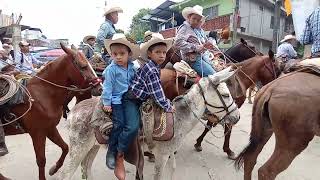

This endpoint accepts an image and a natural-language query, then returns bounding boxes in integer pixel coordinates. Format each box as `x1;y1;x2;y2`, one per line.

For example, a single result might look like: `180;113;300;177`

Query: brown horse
1;44;101;180
161;49;280;159
234;70;320;180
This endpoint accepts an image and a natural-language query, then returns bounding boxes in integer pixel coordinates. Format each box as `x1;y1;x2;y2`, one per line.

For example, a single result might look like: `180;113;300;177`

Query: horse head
256;49;281;85
61;43;102;95
161;46;182;68
200;67;240;125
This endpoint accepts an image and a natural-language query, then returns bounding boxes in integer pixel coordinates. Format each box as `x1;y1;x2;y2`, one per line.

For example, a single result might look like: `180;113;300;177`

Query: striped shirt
299;7;320;56
130;60;172;112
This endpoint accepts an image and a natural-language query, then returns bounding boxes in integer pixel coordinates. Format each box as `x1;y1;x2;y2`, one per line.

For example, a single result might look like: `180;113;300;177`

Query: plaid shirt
299;7;320;55
130;60;172;112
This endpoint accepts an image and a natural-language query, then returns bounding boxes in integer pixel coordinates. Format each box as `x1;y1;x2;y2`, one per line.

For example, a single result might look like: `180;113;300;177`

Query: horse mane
232;55;262;67
36;54;68;76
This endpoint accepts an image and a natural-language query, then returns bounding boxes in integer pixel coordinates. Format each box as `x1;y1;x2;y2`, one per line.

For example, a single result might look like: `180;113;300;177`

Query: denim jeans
108;104;125;153
191;55;216;77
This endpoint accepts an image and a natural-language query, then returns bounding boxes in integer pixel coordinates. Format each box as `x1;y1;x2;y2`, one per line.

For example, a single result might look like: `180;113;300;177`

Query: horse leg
257;135;313;180
59;135;95;180
243;130;273;180
80;144;100;180
223;124;236;159
154;152;170;180
168;153;176;180
30;132;47;180
47;127;69;176
194;121;215;152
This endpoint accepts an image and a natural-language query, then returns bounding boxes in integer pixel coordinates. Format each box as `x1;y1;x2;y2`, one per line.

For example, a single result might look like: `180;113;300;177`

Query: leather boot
114;152;125;180
0;142;8;157
106;148;116;170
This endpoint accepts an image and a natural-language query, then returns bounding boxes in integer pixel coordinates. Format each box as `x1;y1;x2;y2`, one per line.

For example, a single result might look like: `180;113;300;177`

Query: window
203;5;219;20
270;16;275;29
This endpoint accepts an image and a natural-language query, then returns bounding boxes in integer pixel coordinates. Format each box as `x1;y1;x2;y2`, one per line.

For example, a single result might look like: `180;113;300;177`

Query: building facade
145;0;294;54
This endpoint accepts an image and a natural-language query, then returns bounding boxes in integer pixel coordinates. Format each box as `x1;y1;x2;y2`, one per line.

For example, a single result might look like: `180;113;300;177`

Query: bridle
197;79;237;124
263;56;278;80
34;52;101;92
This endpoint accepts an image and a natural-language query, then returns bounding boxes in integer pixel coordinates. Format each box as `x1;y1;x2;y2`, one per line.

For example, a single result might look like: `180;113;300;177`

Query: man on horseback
15;41;44;74
175;5;217;77
97;6;123;65
300;6;320;58
82;35;96;60
276;35;298;62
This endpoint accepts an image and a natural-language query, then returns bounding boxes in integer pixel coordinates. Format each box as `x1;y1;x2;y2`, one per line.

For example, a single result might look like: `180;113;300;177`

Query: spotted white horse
58;67;240;180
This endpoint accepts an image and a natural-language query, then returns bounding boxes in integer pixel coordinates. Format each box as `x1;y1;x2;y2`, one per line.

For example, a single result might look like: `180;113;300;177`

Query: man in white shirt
15;41;44;74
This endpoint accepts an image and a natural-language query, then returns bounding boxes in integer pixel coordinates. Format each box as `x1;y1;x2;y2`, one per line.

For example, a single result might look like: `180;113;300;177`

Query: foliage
128;8;152;42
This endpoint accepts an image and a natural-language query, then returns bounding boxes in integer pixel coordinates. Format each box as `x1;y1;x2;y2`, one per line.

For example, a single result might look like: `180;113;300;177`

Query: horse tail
234;88;272;170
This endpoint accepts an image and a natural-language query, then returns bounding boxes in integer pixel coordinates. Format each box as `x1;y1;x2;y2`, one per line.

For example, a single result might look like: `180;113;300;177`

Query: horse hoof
194;144;202;152
227;151;236;160
49;165;58;176
148;155;155;163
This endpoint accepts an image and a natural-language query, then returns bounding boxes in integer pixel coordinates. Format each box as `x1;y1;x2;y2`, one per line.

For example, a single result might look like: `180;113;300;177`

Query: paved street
1;100;320;180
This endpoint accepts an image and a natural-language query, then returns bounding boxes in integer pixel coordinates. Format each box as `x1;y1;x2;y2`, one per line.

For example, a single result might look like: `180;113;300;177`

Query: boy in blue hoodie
101;33;139;180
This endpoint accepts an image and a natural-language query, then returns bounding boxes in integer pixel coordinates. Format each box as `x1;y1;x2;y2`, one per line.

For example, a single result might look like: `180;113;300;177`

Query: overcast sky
0;0;182;45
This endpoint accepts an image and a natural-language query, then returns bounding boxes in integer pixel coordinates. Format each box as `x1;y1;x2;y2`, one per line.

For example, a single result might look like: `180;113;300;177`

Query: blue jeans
191;55;216;77
110;92;141;152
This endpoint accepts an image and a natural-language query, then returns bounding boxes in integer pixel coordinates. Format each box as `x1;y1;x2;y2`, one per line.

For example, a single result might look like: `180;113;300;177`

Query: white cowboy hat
103;6;123;17
182;5;206;22
104;33;139;59
140;33;173;60
144;30;153;38
83;35;96;44
19;40;30;46
280;35;296;43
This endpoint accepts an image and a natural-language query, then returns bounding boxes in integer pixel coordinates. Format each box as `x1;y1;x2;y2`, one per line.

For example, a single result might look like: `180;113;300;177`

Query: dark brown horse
1;44;101;180
234;69;320;180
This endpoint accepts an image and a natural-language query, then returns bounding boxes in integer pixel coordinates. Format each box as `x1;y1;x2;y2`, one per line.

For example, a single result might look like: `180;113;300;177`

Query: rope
0;76;33;127
0;75;19;105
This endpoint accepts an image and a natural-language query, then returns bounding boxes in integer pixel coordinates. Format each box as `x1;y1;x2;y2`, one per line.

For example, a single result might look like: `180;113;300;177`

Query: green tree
129;8;151;42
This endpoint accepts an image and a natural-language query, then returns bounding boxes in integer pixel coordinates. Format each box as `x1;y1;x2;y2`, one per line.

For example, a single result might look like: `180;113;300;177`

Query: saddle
285;58;320;76
141;99;174;143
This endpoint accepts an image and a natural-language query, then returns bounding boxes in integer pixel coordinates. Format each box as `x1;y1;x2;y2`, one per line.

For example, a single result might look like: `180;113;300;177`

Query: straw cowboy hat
19;40;30;46
83;35;96;44
140;33;173;60
280;34;296;43
182;5;206;22
104;33;139;59
103;6;123;16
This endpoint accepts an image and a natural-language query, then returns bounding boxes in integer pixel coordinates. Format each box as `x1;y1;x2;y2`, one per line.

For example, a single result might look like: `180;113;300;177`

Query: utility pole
232;0;240;45
12;14;22;61
272;0;282;52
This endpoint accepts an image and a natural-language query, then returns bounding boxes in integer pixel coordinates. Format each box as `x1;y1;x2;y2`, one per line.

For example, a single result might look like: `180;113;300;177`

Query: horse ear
240;38;247;45
210;66;236;84
71;44;77;51
268;49;275;59
61;43;76;56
